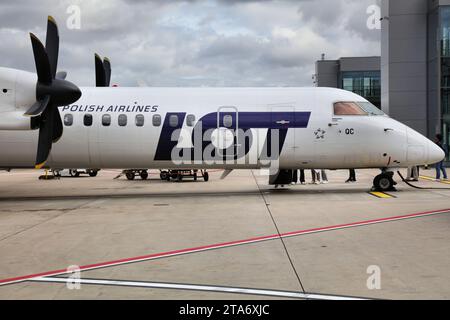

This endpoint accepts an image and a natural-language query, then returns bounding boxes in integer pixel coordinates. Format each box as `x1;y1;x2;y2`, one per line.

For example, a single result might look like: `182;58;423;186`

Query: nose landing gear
373;171;397;192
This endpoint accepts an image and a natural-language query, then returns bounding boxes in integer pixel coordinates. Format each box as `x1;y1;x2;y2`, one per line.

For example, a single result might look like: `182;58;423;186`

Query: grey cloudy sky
0;0;381;87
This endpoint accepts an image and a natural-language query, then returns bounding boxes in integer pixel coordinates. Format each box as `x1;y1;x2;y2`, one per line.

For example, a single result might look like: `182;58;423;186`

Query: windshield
356;101;385;116
333;102;367;115
333;101;385;116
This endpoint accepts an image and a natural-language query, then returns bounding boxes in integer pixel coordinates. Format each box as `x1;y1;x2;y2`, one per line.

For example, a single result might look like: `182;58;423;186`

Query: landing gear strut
373;171;397;192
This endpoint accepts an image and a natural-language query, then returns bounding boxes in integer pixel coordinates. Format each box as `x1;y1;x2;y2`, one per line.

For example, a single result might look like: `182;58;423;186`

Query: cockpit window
334;102;368;116
356;101;385;116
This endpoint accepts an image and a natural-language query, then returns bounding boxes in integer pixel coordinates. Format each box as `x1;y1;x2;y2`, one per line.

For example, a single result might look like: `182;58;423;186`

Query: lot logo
66;265;81;290
366;265;381;290
154;112;311;169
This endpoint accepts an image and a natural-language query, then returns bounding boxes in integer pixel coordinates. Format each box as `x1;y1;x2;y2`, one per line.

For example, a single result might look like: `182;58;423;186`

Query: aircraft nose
428;141;445;165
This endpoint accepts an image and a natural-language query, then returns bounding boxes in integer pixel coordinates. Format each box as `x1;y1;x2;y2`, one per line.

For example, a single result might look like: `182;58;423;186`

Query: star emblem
314;128;326;140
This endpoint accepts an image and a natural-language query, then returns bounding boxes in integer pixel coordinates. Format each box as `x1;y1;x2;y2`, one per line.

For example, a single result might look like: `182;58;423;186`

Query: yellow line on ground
369;192;394;199
420;176;450;185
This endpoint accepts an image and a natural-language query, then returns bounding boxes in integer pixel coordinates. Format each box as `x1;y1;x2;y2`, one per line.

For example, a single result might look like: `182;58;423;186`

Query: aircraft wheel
70;169;80;178
126;172;135;181
373;173;394;191
203;171;209;182
88;170;98;177
140;171;148;180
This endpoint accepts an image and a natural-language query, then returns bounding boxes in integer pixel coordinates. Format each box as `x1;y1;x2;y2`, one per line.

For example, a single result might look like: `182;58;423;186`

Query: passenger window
186;114;196;127
334;102;368;116
64;114;73;126
102;114;111;126
223;115;233;128
169;115;179;127
118;114;127;127
84;114;93;126
135;114;145;127
152;114;161;127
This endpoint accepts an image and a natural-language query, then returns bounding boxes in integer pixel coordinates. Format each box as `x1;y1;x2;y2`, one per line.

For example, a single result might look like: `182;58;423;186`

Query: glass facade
440;6;450;160
340;71;381;109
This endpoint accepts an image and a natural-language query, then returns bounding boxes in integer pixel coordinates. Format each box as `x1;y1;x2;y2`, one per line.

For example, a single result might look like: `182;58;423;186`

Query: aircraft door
270;106;295;166
326;102;370;168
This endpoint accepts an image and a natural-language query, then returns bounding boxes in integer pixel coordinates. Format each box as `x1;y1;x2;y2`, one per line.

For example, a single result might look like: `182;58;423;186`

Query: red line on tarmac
0;208;449;287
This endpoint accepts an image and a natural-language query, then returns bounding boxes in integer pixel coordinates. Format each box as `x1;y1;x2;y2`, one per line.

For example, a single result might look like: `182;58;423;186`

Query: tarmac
0;168;449;300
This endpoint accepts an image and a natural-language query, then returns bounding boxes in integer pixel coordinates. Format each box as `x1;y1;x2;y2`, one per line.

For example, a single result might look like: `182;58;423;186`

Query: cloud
0;0;380;87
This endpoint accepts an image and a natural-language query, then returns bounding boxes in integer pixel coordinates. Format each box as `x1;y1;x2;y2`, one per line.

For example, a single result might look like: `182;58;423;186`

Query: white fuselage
0;75;445;170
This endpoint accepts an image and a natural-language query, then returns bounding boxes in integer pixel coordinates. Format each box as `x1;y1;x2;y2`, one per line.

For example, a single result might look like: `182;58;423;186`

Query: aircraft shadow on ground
0;187;395;202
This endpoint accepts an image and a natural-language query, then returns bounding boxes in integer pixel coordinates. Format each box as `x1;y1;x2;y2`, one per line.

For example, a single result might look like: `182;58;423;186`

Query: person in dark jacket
292;169;298;184
346;169;356;183
435;134;448;181
299;169;306;185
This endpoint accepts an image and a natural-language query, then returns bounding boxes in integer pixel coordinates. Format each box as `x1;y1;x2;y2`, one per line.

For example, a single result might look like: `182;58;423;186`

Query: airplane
0;17;445;192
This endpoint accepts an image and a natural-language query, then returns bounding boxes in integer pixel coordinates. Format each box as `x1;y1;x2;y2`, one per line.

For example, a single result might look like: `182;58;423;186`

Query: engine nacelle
0;67;37;130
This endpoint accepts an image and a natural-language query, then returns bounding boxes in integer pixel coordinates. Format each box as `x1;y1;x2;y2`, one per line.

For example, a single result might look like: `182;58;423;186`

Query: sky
0;0;381;87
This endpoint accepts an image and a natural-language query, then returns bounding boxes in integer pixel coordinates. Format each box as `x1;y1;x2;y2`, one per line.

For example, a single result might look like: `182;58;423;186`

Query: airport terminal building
314;56;381;108
316;0;450;161
381;0;450;160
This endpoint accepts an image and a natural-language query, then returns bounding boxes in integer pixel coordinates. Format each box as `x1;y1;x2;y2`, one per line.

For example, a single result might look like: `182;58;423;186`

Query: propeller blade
30;17;82;168
95;53;106;87
103;57;111;87
45;16;59;79
52;108;63;143
24;95;50;117
35;106;55;169
55;71;67;80
30;33;52;84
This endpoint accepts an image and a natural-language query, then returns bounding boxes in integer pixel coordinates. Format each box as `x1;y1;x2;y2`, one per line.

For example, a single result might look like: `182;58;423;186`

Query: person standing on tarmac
435;134;448;181
292;169;298;184
299;169;306;185
406;166;420;182
320;170;329;184
346;169;356;183
310;169;320;184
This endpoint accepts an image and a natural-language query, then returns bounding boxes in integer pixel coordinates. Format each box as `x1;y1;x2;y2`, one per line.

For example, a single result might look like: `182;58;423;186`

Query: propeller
25;16;82;169
95;54;111;87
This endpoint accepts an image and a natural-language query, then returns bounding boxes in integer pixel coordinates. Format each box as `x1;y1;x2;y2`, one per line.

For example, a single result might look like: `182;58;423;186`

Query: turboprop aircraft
0;17;445;191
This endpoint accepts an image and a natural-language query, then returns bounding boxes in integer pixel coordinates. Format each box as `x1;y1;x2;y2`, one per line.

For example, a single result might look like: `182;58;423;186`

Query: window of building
169;115;179;127
186;114;196;127
102;114;111;126
84;114;93;126
223;115;233;128
341;71;381;108
135;114;145;127
118;114;127;127
333;102;367;116
153;114;161;127
64;114;73;126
